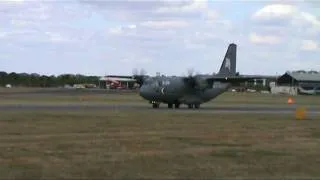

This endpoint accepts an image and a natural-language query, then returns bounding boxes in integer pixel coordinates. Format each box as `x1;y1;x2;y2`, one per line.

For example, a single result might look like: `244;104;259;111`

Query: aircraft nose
139;85;153;100
139;85;148;98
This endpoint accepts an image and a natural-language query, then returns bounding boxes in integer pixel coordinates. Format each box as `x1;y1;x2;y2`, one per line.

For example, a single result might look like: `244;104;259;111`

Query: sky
0;0;319;76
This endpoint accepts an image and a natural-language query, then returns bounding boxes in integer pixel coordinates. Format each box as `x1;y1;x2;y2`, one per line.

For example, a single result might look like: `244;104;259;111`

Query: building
272;71;320;95
243;75;278;88
231;75;278;92
99;75;137;89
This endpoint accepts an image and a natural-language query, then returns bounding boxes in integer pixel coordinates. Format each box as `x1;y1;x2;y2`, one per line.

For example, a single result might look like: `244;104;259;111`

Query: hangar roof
286;72;320;82
99;76;136;82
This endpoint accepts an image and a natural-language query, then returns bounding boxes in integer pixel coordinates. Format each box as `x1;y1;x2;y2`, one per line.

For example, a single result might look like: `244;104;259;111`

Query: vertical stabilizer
218;43;237;76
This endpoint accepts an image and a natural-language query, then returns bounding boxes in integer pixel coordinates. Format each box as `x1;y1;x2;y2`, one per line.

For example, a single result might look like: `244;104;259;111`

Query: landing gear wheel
152;103;160;108
168;103;173;109
194;104;200;109
174;103;180;109
188;104;193;109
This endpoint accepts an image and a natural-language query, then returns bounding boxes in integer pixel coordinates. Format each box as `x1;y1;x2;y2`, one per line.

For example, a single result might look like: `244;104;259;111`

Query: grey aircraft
134;43;257;109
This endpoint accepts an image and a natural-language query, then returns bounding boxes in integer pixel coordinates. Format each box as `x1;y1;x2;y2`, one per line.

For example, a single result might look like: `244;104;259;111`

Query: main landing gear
167;103;180;109
151;101;181;109
151;101;200;109
187;104;200;109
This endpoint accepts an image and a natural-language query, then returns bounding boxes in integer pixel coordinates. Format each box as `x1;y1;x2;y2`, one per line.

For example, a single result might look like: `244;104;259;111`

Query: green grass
0;110;320;179
0;88;320;178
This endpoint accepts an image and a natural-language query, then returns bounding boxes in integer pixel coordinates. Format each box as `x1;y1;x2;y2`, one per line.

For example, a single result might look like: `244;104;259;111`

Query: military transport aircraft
133;43;257;109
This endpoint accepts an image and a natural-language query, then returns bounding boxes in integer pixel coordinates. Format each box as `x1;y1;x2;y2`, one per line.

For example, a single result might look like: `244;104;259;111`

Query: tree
0;71;100;87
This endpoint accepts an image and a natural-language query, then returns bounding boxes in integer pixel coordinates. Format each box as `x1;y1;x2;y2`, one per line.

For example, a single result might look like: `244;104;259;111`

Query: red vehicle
102;76;136;89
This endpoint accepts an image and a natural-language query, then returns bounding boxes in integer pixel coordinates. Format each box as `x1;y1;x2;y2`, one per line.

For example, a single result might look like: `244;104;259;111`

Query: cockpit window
143;78;169;87
143;78;152;85
143;78;159;86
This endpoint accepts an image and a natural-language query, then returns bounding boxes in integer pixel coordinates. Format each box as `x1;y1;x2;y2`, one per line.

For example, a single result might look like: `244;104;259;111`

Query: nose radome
139;85;148;97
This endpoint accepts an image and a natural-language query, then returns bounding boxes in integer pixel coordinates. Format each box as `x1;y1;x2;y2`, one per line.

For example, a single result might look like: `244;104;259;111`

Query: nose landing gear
150;101;160;108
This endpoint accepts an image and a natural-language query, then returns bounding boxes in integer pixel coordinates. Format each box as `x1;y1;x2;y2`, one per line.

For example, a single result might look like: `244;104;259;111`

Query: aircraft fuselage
136;43;237;109
139;76;231;107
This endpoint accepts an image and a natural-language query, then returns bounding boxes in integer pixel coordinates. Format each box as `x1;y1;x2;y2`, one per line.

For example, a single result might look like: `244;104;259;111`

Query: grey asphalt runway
1;88;319;114
0;103;319;114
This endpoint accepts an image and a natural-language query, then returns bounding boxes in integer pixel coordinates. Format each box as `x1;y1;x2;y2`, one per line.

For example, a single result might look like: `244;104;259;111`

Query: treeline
0;71;100;87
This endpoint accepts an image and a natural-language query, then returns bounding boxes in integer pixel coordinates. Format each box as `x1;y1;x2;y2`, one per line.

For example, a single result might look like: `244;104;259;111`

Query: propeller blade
132;68;148;86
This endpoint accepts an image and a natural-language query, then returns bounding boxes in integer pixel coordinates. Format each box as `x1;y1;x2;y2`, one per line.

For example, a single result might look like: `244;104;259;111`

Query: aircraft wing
182;74;274;89
206;75;270;83
207;75;276;83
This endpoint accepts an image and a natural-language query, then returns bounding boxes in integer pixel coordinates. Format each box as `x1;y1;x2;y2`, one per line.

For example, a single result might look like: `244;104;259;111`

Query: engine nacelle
195;77;210;90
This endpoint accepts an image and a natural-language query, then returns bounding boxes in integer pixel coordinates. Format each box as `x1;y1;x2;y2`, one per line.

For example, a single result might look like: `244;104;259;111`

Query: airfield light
295;107;307;120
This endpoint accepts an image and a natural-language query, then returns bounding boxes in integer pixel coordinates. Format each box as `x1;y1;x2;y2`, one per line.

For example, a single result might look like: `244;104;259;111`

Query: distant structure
243;76;277;88
272;71;320;95
99;75;137;89
99;71;320;94
230;75;277;92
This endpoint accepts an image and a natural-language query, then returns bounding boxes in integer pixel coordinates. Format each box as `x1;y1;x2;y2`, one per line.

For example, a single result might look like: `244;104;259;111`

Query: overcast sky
0;0;319;76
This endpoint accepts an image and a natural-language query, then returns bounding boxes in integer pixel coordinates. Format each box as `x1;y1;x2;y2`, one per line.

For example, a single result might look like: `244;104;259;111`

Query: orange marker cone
287;97;294;104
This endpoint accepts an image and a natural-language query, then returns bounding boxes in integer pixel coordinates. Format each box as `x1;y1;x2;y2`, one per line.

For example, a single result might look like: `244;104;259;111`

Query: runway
0;103;319;114
1;88;319;114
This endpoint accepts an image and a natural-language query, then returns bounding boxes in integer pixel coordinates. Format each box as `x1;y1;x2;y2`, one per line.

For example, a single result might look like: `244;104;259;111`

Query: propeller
183;68;201;89
132;68;148;86
187;68;194;77
183;68;213;90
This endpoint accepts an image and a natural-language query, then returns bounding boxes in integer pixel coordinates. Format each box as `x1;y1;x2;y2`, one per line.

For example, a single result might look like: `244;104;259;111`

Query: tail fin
218;43;237;76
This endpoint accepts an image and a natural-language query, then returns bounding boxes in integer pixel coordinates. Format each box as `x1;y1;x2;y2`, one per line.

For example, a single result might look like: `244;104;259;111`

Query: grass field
1;88;320;179
0;110;320;179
